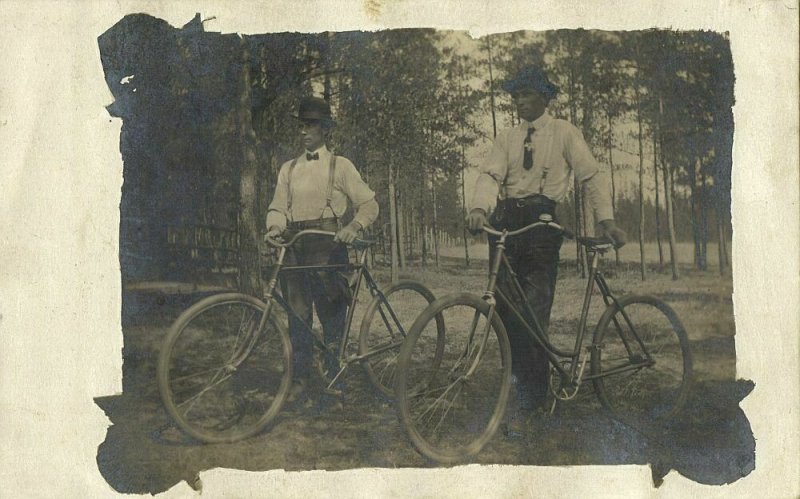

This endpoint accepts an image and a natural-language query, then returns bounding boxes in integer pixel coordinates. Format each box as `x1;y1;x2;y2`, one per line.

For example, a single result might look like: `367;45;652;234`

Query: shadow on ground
96;273;752;494
95;362;754;494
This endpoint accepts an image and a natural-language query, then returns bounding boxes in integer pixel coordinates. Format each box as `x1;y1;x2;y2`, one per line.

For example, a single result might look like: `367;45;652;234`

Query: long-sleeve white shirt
266;146;378;231
470;112;614;222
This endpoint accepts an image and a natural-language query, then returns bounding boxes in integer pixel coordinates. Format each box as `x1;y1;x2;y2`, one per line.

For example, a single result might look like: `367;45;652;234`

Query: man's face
512;88;549;123
300;120;325;151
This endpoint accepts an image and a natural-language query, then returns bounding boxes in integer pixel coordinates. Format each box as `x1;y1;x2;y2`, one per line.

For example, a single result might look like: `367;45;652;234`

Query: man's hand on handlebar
334;221;362;244
466;208;488;235
265;225;284;242
599;219;627;248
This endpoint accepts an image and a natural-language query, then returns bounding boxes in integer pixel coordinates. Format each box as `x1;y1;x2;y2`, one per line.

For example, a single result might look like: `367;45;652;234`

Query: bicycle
394;214;693;463
157;229;444;444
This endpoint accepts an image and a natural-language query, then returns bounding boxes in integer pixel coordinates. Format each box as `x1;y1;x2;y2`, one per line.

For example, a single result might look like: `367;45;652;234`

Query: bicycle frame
246;231;409;388
482;226;626;391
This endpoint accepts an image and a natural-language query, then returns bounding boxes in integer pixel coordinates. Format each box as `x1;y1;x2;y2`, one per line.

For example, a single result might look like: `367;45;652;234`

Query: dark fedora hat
502;66;559;100
294;96;334;124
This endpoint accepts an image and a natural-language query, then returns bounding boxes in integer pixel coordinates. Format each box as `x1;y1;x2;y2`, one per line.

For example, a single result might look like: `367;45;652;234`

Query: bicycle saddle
576;236;614;251
351;238;377;250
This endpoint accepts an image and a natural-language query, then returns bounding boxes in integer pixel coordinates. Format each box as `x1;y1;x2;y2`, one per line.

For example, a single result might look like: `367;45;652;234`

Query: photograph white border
0;1;797;497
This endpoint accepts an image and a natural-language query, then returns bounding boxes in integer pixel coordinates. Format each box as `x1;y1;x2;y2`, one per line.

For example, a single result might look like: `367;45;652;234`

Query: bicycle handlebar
264;229;375;249
481;220;575;240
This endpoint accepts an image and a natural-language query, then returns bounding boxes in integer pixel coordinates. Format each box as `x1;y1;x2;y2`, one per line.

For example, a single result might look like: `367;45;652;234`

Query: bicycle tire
590;294;692;424
358;279;444;399
395;293;512;464
157;293;293;443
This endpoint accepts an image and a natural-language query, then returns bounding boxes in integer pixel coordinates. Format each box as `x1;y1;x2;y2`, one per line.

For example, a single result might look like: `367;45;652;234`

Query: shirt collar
523;112;552;131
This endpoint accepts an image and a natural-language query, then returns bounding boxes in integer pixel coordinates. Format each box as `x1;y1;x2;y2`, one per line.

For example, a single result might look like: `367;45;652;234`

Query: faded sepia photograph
0;1;797;498
93;13;749;494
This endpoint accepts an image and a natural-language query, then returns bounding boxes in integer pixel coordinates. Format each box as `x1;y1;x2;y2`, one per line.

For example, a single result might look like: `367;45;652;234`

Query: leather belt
503;194;556;209
287;217;339;230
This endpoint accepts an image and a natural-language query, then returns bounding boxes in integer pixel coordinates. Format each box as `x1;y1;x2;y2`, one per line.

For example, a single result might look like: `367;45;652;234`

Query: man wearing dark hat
266;96;378;401
466;66;626;434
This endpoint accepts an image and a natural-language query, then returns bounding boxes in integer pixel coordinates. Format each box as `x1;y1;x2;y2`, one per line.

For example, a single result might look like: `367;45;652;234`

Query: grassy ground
96;253;749;494
439;240;729;270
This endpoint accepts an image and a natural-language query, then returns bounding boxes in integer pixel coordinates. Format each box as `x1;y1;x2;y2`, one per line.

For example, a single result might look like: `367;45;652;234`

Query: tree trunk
406;202;414;261
606;111;620;268
700;168;709;271
658;96;679;280
460;145;470;267
388;162;399;282
431;170;440;268
664;160;680;280
689;157;700;269
236;46;262;295
635;88;646;281
420;201;427;267
397;191;407;270
410;217;415;258
653;128;664;269
568;63;585;278
485;36;498;139
717;209;728;274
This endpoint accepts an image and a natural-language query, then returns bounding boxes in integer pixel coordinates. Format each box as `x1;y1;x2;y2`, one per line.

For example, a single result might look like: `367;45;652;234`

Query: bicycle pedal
322;385;343;397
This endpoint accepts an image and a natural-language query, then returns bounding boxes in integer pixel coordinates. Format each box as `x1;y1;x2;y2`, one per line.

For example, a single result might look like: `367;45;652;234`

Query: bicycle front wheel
358;279;443;399
395;293;511;464
590;295;692;424
157;293;293;443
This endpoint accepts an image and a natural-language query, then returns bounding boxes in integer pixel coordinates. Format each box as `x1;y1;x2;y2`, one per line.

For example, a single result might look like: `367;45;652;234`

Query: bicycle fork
226;246;288;369
450;234;508;382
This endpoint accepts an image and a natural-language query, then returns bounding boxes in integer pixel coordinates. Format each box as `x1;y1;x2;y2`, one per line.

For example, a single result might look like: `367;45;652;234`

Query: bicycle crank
549;359;586;401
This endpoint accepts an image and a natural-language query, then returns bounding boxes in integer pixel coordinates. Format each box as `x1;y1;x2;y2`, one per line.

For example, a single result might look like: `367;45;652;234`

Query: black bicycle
157;229;443;444
394;215;692;463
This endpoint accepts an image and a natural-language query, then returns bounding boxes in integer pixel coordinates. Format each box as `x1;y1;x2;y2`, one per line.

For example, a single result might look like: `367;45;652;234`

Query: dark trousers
280;226;351;380
489;196;562;411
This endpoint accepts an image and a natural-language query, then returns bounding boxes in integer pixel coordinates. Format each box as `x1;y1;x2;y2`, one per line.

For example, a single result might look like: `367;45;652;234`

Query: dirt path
96;264;752;494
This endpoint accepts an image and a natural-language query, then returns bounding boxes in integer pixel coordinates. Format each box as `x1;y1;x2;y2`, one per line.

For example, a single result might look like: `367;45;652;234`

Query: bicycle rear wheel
590;295;692;424
157;293;292;443
358;279;444;398
395;293;511;463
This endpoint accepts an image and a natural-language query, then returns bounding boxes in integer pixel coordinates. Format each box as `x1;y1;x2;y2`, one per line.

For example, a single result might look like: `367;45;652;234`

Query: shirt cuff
352;197;378;229
265;210;287;231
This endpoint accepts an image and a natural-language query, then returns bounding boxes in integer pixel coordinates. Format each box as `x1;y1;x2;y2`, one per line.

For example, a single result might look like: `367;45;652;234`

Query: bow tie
306;152;320;161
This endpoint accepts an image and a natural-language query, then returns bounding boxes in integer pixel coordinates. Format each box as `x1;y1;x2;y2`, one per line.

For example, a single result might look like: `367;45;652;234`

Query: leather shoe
502;412;529;439
287;378;308;403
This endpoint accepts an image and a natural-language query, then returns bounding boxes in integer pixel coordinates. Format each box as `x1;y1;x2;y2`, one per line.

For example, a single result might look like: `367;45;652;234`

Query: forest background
101;19;734;292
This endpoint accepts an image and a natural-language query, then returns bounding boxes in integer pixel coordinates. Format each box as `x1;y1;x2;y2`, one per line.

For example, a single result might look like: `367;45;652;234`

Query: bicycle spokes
158;295;292;443
591;297;691;423
359;281;441;399
396;297;511;462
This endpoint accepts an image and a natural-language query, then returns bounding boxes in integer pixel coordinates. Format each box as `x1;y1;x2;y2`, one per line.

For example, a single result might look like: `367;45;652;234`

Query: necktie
523;126;535;170
306;152;319;161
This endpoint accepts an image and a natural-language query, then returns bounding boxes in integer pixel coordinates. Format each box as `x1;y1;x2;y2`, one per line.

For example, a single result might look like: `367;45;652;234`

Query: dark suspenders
325;154;337;217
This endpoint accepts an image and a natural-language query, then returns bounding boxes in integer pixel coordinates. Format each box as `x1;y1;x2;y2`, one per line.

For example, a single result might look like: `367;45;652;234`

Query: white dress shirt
470;112;614;222
266;146;378;230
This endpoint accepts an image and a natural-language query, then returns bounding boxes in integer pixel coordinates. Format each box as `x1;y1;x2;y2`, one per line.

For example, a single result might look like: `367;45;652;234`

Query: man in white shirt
266;96;379;401
466;66;626;433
